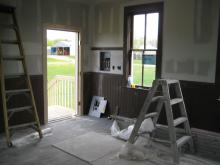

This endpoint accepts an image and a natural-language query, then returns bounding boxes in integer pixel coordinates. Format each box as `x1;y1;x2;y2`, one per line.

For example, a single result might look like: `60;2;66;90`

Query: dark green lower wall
0;75;44;133
83;72;220;133
1;73;220;134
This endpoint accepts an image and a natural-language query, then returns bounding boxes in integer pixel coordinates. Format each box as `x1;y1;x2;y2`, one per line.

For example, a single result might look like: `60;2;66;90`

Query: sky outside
133;12;159;49
47;29;76;41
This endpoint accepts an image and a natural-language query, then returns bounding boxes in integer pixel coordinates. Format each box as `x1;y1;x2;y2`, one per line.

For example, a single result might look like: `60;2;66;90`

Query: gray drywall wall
88;1;124;74
0;0;89;75
89;0;220;82
162;0;219;83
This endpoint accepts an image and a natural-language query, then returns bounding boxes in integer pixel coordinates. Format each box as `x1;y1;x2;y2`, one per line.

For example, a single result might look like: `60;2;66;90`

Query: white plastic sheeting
110;118;155;141
110;120;134;140
118;137;155;161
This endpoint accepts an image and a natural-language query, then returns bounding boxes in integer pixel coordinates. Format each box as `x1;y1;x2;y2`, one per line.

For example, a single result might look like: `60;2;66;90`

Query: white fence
48;76;75;110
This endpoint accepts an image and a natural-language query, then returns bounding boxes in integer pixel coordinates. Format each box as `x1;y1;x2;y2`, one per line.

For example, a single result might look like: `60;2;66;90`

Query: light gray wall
0;0;219;81
0;0;89;75
89;0;220;82
162;0;219;83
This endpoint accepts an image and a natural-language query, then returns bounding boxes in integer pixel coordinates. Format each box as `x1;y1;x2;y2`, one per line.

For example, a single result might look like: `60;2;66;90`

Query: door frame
42;24;83;124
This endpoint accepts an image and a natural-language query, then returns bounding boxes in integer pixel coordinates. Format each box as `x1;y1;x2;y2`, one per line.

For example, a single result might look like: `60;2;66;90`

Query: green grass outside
133;59;155;87
47;55;75;110
47;56;75;82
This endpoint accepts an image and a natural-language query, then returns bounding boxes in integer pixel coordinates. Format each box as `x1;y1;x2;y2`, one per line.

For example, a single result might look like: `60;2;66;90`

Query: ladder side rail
11;11;42;138
151;98;164;138
0;36;11;146
152;98;164;124
128;81;159;143
162;81;179;163
174;82;192;135
173;81;187;117
175;82;195;153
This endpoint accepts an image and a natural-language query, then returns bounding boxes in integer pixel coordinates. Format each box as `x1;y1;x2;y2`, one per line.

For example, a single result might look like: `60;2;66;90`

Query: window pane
145;13;159;49
131;51;142;85
143;51;156;86
133;14;145;49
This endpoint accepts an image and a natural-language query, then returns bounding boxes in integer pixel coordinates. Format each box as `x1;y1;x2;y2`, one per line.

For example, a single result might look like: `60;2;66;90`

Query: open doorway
46;29;79;122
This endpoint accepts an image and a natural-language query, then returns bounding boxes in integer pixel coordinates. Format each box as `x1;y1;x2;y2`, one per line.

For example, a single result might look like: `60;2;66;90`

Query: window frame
123;2;164;87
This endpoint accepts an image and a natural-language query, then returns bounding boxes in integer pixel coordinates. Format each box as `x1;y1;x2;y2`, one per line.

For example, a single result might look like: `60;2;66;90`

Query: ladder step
5;73;25;79
166;79;179;84
152;137;171;144
5;89;30;94
170;98;183;105
176;136;191;148
9;122;36;130
8;106;32;113
151;96;164;102
173;117;188;127
144;112;158;119
3;56;23;60
1;40;19;44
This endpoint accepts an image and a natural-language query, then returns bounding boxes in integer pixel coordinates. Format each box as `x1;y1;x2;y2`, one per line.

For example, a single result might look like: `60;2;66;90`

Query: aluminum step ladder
128;79;194;164
0;4;42;147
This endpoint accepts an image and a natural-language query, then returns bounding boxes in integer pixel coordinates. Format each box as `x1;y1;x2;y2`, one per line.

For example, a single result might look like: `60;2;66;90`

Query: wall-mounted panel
91;50;123;75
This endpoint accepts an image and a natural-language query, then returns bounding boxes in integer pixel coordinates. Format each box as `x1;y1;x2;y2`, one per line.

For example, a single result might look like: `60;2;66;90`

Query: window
124;3;163;87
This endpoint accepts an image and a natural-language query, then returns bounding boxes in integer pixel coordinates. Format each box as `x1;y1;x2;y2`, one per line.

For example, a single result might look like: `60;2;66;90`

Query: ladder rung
144;112;158;119
5;73;25;79
170;98;183;105
8;106;32;113
3;56;23;60
151;96;164;102
9;122;36;130
5;89;30;94
173;117;187;127
1;40;19;44
152;137;171;144
176;136;191;148
0;24;16;29
166;79;179;84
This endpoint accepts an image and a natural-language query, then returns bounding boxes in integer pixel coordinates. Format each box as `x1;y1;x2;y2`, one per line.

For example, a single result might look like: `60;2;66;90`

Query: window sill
123;86;151;91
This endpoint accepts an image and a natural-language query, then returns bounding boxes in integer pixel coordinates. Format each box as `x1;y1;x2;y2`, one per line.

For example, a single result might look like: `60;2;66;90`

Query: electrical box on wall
100;52;111;71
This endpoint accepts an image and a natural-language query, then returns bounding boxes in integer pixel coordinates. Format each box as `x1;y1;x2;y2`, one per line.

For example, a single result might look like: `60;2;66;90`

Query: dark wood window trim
123;2;164;86
215;11;220;88
91;47;123;51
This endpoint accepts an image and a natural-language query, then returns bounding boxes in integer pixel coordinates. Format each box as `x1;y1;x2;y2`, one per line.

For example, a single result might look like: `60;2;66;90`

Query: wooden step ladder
128;79;194;163
0;4;42;147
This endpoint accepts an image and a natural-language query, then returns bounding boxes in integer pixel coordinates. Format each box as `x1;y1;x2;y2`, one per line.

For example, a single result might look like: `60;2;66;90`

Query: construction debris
111;118;154;141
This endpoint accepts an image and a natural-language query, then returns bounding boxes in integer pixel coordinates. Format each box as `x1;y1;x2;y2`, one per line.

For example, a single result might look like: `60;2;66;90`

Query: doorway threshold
48;105;75;123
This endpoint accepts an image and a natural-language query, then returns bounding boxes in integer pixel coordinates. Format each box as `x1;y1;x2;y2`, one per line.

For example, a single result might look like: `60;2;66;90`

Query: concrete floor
0;116;113;165
0;116;219;165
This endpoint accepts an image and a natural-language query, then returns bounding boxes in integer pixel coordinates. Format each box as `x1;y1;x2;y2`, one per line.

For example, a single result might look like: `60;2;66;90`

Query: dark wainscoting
83;72;220;133
83;72;149;117
0;75;44;133
181;81;220;133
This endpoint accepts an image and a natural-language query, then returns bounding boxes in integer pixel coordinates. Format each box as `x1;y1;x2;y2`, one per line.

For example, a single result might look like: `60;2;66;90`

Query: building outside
49;41;76;56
